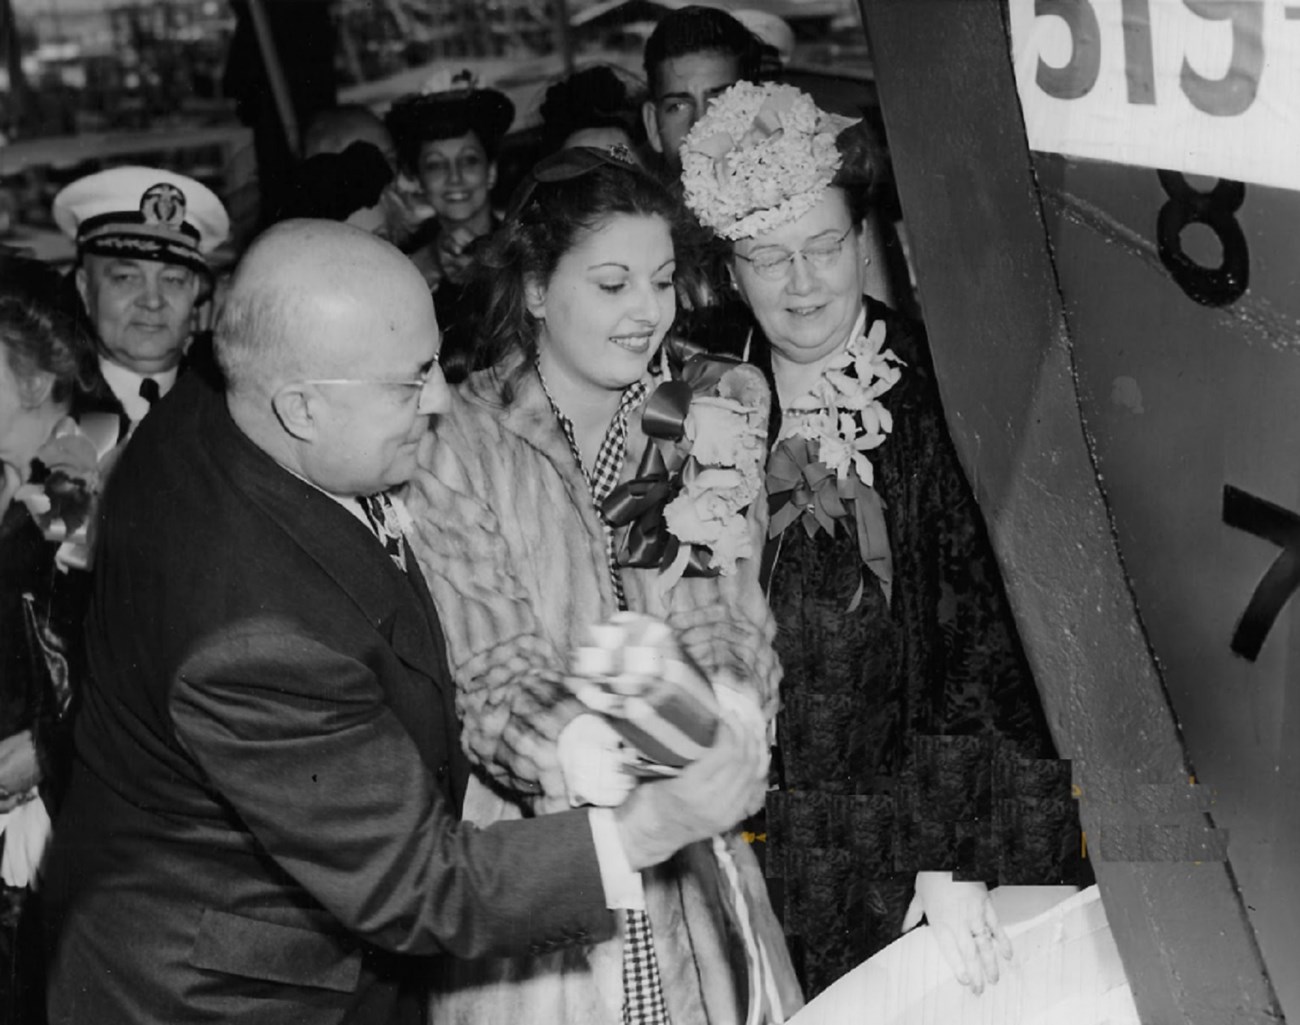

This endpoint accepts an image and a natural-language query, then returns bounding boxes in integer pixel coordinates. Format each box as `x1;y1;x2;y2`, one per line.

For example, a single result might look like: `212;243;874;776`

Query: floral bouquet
603;339;769;590
15;413;120;572
767;316;904;603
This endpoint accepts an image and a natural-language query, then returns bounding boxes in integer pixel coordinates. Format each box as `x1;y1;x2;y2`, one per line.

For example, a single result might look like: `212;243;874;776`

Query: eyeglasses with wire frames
732;226;857;281
295;352;444;410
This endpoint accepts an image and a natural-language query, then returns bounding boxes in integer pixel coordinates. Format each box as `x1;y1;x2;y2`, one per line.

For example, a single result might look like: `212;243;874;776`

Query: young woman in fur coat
404;147;801;1024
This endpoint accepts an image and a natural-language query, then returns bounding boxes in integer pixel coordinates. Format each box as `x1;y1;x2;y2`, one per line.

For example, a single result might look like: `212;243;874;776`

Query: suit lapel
203;396;445;687
401;543;449;671
386;544;450;691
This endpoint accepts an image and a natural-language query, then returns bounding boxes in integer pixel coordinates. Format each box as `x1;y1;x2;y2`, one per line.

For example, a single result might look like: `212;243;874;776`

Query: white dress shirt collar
98;357;179;425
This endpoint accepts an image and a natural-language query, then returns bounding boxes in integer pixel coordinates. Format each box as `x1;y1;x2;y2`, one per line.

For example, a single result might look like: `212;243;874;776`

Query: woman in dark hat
274;140;394;235
538;64;648;161
385;71;515;340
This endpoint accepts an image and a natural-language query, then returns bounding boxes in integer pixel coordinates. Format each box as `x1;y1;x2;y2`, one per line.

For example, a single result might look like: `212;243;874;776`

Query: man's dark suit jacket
43;371;614;1025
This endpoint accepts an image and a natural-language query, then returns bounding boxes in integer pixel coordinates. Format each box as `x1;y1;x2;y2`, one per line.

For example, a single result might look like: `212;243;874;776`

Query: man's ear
642;100;664;155
74;265;91;312
188;272;214;335
487;160;499;191
524;275;547;319
189;293;214;337
271;383;320;442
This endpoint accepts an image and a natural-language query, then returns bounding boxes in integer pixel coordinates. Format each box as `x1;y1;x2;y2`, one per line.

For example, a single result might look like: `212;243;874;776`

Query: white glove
902;871;1013;994
558;714;638;808
0;791;51;889
712;674;771;784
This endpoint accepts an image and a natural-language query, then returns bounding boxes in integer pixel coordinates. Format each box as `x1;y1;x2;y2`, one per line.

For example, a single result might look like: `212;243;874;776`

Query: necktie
139;377;161;407
357;493;408;572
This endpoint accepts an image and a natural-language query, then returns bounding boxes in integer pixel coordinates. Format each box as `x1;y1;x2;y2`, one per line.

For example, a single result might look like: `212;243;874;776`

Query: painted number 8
1035;0;1263;116
1033;0;1255;306
1156;172;1249;307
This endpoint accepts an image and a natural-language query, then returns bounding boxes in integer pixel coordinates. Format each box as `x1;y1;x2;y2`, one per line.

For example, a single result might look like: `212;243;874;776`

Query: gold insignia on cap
140;183;187;229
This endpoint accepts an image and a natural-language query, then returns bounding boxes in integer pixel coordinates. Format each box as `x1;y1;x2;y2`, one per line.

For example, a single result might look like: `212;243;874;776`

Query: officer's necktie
139;377;160;407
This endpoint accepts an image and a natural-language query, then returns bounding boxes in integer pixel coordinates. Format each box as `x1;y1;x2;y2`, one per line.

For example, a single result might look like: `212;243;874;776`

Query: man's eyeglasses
733;226;856;281
300;353;443;405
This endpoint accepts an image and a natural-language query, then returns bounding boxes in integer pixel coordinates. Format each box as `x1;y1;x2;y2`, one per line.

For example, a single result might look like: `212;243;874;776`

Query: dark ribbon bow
601;339;742;577
766;435;894;604
766;437;847;537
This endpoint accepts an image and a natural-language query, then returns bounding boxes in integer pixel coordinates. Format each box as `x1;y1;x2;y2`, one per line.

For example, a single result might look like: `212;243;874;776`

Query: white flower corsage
767;314;904;603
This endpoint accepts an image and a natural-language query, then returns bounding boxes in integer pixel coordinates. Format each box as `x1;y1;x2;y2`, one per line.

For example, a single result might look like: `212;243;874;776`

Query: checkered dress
538;370;669;1025
538;371;648;610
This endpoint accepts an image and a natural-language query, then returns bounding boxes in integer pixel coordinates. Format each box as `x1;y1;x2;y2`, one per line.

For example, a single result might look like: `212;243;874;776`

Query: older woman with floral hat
538;64;648;159
680;82;1087;998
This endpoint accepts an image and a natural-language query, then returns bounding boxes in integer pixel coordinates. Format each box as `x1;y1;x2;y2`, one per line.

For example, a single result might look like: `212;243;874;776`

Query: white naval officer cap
52;166;230;277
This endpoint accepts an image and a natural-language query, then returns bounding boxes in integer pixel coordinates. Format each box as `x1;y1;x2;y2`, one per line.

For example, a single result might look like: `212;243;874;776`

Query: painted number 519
1035;0;1264;116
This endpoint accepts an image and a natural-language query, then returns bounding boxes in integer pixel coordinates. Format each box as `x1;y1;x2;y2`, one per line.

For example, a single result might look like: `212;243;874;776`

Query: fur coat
404;356;799;1024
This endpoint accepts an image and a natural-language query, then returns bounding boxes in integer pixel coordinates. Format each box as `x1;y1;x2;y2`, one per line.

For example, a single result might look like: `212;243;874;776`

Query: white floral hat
680;81;859;240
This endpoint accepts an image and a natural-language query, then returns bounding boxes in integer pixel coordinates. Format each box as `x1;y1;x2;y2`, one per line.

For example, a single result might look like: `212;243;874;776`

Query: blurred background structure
0;0;870;261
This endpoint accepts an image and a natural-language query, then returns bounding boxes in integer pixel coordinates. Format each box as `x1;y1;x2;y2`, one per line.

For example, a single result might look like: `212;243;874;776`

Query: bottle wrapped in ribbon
566;612;721;771
570;612;800;1023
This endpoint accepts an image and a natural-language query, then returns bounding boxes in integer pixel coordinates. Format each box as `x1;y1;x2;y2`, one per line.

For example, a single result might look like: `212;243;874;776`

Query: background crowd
0;6;1084;1024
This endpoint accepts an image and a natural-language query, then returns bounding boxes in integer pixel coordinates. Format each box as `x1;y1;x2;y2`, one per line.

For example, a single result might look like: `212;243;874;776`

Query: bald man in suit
43;220;766;1025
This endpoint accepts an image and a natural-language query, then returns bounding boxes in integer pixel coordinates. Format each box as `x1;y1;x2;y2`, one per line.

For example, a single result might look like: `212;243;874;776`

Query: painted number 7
1035;0;1264;115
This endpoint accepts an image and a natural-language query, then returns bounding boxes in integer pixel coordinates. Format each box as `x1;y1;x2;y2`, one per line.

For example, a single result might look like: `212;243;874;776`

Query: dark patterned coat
746;298;1087;997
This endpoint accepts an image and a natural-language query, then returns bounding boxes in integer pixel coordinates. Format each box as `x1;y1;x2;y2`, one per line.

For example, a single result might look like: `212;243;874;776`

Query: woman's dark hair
275;141;393;223
832;120;881;226
539;65;647;155
385;88;515;175
0;254;97;407
453;149;689;400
